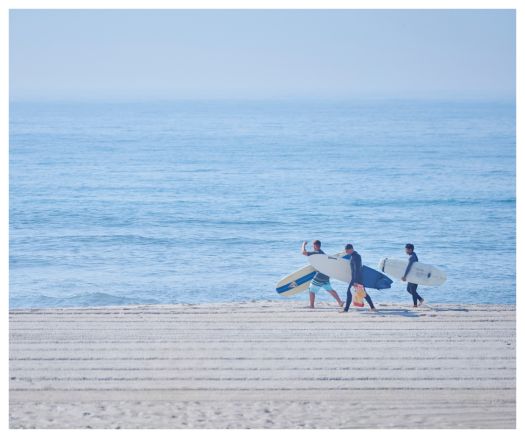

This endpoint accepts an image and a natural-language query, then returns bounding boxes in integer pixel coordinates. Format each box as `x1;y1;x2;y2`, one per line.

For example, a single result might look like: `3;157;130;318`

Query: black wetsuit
405;252;423;306
343;251;375;311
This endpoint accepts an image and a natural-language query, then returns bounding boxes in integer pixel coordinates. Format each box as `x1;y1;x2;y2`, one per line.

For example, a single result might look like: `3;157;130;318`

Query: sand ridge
9;301;516;428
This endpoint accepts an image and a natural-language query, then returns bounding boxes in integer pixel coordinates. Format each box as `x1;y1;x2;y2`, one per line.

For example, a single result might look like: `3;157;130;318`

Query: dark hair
405;243;414;250
313;240;321;247
345;244;353;250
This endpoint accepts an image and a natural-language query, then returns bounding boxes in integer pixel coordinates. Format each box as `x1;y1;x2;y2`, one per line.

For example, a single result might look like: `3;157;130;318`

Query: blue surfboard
362;265;393;290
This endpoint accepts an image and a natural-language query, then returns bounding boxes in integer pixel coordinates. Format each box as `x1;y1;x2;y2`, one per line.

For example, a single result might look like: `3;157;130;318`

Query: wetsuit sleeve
404;254;416;278
354;254;363;284
350;254;363;285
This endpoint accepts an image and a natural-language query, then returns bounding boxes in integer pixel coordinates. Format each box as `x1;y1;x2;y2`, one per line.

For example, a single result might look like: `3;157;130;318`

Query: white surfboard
308;254;393;289
308;254;352;283
276;252;345;297
275;264;317;297
378;257;447;286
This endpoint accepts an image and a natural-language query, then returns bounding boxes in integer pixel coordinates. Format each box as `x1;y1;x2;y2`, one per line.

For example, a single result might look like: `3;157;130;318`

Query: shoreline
8;298;517;311
10;301;516;428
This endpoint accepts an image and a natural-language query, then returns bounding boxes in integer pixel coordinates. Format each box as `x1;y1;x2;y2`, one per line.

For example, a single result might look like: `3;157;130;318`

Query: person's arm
354;254;363;285
301;241;308;256
402;255;415;281
349;257;357;285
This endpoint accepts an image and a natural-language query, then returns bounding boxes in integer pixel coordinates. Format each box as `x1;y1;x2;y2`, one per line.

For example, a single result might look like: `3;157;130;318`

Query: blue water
9;99;515;308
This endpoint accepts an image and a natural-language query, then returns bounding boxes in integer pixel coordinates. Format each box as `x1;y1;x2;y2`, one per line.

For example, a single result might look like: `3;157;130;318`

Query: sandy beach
9;301;515;429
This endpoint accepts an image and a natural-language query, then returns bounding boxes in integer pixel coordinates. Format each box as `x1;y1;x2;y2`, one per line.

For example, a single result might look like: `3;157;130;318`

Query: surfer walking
302;240;344;309
341;244;377;312
401;243;425;307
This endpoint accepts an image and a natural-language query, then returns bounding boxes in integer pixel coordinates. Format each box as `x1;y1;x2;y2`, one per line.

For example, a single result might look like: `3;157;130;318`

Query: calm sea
9;99;515;308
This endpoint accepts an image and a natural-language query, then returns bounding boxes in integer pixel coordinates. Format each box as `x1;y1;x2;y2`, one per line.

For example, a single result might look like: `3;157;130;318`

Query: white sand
9;301;515;428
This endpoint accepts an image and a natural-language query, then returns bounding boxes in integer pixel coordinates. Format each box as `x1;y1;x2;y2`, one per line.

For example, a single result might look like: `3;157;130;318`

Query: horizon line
9;95;517;104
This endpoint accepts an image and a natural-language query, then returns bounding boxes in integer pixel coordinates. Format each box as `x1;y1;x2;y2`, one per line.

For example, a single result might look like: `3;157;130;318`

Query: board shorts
308;281;333;294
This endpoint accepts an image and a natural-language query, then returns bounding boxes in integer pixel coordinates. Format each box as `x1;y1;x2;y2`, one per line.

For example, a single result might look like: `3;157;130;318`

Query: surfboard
307;254;393;289
275;265;317;297
276;252;345;297
378;257;447;286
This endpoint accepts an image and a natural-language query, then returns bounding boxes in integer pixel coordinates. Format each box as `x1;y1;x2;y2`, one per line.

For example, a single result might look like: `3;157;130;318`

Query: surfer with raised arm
401;243;425;307
302;240;344;309
340;244;377;312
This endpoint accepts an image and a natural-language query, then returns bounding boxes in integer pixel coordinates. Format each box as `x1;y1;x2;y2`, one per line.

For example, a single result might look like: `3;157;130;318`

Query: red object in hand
352;285;366;307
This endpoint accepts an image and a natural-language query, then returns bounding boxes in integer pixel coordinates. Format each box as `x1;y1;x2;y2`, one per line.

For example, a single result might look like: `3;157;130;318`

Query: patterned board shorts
308;281;333;294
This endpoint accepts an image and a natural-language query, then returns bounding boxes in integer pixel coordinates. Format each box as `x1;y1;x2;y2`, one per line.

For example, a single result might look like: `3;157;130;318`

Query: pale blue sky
10;9;515;101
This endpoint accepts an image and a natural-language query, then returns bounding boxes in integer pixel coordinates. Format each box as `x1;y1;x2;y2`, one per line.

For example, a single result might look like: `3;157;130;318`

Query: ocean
9;99;515;308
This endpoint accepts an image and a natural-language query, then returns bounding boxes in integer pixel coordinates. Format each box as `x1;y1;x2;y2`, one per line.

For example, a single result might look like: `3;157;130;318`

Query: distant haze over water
10;10;515;101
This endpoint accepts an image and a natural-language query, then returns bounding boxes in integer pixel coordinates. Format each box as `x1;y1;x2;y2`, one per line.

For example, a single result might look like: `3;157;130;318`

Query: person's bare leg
328;290;344;307
309;292;315;308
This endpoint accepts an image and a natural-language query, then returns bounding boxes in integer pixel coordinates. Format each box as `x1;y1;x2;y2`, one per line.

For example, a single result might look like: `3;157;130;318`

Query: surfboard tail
375;278;393;290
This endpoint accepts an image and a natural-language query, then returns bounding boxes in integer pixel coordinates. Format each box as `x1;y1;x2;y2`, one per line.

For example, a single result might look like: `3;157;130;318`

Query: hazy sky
10;9;515;100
